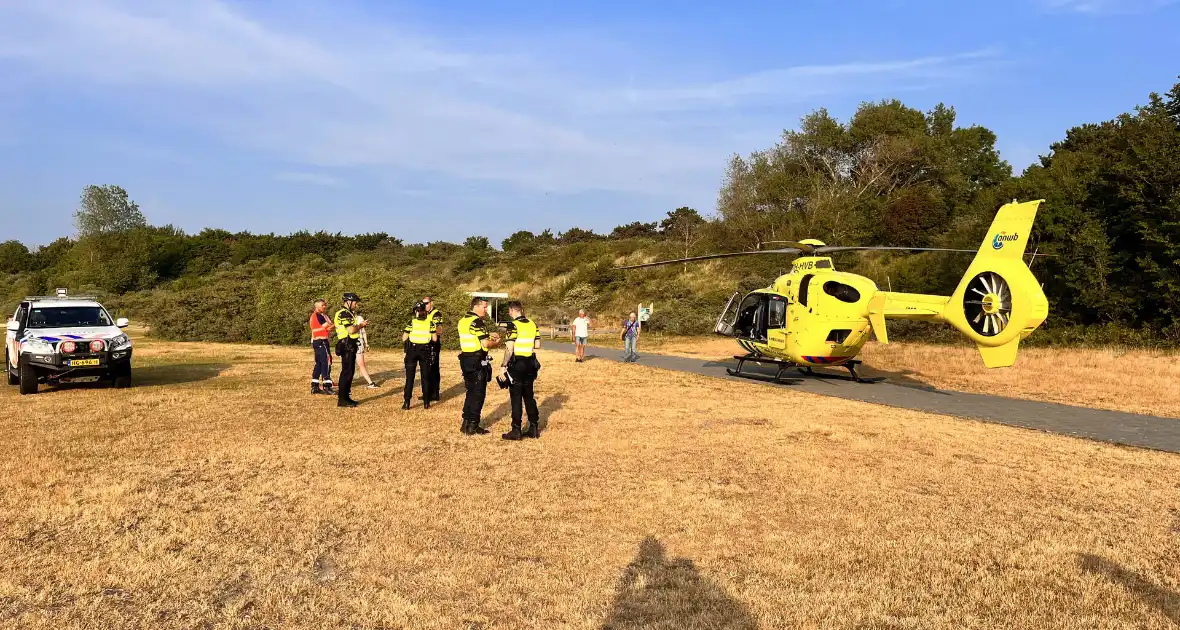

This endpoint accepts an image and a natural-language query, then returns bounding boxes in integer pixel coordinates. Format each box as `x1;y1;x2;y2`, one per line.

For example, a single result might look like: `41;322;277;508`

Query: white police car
5;290;133;395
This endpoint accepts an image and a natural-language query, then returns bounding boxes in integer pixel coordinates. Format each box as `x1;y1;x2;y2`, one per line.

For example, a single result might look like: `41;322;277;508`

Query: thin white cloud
0;0;1001;200
274;171;343;187
1043;0;1177;14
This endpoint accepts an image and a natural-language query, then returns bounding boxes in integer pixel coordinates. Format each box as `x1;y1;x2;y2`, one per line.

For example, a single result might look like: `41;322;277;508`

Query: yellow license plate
68;359;100;367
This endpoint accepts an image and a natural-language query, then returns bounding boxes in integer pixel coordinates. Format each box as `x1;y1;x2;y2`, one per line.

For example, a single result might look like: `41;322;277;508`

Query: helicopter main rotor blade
615;248;802;270
815;246;979;254
616;245;1051;270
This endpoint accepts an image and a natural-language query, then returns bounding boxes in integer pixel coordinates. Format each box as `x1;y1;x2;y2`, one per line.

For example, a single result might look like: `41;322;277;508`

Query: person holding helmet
457;296;501;435
333;292;367;408
499;300;542;441
402;300;438;410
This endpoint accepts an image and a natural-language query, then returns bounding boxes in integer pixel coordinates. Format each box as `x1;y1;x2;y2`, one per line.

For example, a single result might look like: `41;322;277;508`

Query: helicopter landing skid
797;360;878;384
726;353;801;385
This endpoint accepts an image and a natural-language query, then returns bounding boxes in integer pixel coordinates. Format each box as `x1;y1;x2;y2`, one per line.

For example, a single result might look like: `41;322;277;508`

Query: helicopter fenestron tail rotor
963;272;1012;337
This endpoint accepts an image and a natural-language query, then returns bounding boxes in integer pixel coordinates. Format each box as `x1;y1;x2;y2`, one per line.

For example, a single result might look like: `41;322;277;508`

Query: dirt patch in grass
1;339;1178;628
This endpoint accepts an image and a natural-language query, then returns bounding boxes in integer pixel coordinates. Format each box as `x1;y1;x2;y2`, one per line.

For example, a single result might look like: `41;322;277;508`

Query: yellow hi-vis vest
334;308;360;340
458;313;485;353
511;318;538;358
407;316;433;345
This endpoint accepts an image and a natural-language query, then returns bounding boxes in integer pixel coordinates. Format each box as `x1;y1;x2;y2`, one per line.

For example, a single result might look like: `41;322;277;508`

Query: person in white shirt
571;309;591;363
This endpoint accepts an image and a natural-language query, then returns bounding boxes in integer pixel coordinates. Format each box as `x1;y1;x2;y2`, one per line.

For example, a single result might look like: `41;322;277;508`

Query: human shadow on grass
478;392;567;432
537;392;568;431
132;363;230;387
1079;554;1180;625
368;368;404;385
601;536;758;630
359;366;465;405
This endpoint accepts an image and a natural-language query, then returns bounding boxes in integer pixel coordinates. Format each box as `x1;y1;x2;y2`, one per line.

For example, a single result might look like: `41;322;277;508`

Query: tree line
2;77;1178;347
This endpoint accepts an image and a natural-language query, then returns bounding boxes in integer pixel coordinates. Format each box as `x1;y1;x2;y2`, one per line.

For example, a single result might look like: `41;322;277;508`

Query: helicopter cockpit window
815;260;832;269
767;296;787;328
823;281;862;303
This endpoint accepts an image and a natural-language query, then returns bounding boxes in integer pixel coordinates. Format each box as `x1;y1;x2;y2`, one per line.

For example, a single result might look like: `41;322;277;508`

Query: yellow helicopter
618;199;1050;382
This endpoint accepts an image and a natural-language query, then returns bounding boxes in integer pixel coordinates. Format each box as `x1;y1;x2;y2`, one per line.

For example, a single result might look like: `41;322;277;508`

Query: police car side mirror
116;318;129;328
6;320;19;332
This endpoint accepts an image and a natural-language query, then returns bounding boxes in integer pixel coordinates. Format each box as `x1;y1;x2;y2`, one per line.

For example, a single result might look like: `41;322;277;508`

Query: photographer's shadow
601;536;757;629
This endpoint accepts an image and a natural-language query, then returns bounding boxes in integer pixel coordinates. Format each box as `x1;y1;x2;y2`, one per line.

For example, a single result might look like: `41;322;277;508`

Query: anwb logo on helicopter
992;232;1020;250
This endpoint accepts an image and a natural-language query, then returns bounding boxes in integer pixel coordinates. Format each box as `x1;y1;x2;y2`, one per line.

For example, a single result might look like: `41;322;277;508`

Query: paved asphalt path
549;343;1180;455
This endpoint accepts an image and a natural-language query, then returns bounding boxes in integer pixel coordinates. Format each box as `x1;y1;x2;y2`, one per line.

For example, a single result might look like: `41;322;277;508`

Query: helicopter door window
767;296;787;329
733;293;765;341
798;274;814;307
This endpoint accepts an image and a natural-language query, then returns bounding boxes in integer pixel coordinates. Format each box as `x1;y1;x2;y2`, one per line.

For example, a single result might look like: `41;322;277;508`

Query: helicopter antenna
886;275;892;292
1028;246;1041;270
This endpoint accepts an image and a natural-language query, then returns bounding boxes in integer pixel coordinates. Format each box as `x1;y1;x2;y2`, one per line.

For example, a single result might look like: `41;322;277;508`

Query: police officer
423;296;443;403
402;300;437;410
333;292;366;408
457;296;501;435
500;300;541;440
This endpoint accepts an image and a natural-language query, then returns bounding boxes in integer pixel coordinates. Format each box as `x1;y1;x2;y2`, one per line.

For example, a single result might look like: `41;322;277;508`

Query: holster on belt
335;337;358;356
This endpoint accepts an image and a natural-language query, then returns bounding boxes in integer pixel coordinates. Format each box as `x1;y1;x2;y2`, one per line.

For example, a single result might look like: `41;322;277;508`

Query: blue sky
1;0;1177;248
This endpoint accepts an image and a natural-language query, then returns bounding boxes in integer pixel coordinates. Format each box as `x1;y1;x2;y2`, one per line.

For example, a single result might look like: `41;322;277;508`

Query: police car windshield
27;306;112;329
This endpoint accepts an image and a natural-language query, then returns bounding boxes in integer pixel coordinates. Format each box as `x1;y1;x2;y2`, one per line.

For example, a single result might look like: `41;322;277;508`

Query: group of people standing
309;293;542;441
309;296;380;396
568;309;642;363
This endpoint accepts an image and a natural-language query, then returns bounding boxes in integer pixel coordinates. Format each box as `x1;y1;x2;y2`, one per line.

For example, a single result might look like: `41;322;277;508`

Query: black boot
502;424;524;440
424;400;431;410
312;383;321;395
402;400;411;410
338;398;358;408
524;422;540;439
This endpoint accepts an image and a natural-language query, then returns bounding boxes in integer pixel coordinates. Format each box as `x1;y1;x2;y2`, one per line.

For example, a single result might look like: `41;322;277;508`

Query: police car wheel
18;356;38;395
5;350;18;386
112;364;132;388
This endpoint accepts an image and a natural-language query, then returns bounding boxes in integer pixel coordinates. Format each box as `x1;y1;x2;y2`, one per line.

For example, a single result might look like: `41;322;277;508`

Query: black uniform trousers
428;340;442;400
335;338;358;401
312;339;332;383
404;343;433;403
508;356;540;431
459;351;490;427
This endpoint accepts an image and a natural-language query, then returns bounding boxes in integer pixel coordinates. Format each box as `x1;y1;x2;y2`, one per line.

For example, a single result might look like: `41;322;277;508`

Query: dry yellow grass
610;335;1180;419
2;335;1179;629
